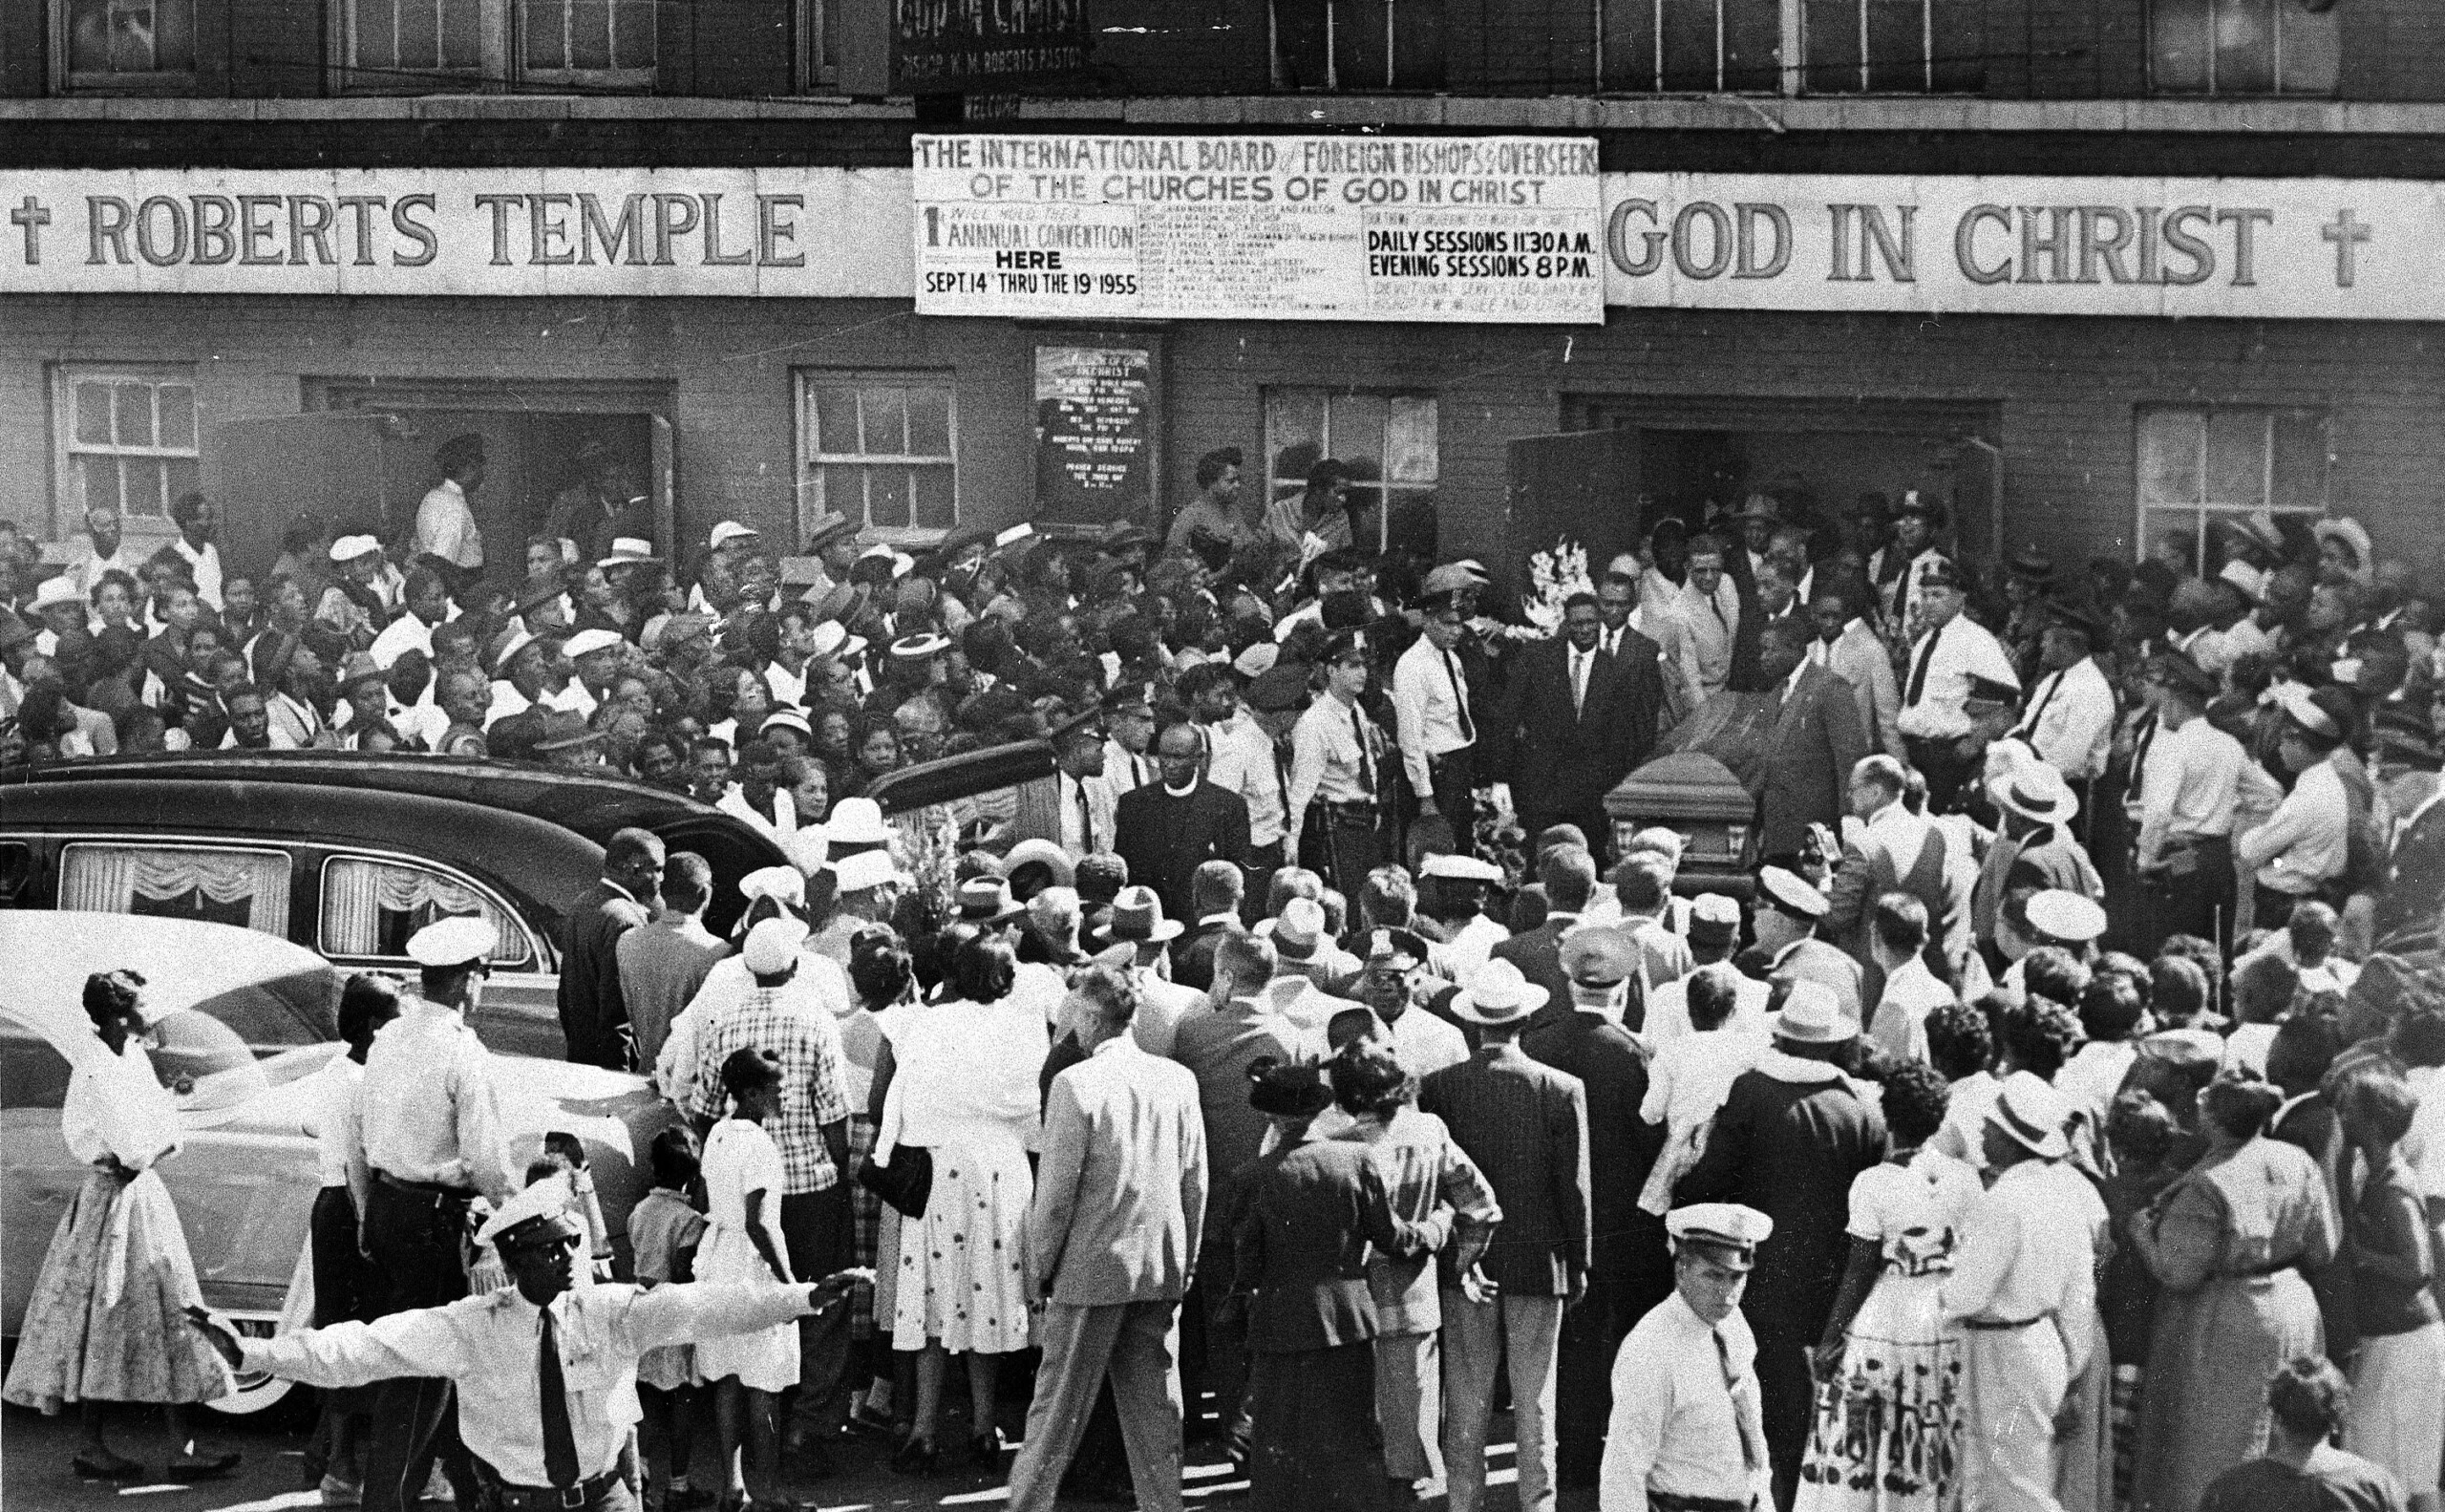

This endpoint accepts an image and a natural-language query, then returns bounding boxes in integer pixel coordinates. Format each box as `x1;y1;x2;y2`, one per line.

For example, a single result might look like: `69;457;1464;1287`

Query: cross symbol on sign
10;196;50;265
2322;208;2372;288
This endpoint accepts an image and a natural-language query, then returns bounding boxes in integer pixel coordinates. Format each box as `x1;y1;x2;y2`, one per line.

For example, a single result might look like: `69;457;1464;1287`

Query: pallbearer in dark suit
1116;722;1253;928
1007;967;1209;1512
1230;1059;1450;1512
1752;617;1872;864
1287;628;1393;897
1514;594;1649;862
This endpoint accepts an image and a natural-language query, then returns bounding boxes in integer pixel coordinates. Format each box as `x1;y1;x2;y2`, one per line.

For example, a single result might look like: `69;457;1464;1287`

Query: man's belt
373;1170;479;1206
1961;1314;2044;1331
1308;799;1384;823
473;1461;624;1512
1648;1491;1754;1512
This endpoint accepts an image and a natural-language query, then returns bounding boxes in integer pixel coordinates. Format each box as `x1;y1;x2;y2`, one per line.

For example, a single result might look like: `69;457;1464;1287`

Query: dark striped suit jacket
1420;1043;1590;1297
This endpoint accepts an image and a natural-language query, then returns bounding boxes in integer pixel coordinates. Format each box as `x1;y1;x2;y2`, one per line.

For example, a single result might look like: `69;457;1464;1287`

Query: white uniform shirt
1896;616;2020;741
1203;712;1287;849
1942;1157;2098;1346
244;1282;818;1486
415;479;483;570
2135;714;2249;866
1391;635;1474;798
1057;769;1118;856
1288;692;1382;817
1599;1291;1773;1512
2012;656;2116;781
358;997;515;1199
2238;756;2350;896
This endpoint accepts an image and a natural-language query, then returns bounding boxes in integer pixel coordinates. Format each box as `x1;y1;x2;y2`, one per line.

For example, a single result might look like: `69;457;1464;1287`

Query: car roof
866;738;1056;814
1;751;726;846
0;913;340;1053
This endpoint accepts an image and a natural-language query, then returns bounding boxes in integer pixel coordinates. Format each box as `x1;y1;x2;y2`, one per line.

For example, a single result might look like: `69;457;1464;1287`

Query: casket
1604;750;1760;897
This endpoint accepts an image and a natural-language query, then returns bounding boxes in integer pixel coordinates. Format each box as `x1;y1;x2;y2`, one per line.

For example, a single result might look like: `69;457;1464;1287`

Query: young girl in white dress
695;1048;801;1512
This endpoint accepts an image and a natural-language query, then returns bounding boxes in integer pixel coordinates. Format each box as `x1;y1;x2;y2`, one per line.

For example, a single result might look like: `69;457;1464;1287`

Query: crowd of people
6;433;2445;1512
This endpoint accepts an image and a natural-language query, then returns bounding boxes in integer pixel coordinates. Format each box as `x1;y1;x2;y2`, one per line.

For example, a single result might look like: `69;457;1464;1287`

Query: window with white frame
1605;0;1983;92
53;0;197;90
2150;0;2337;96
799;374;958;538
1265;389;1438;553
53;365;201;525
2136;405;2328;576
336;0;487;88
331;0;654;90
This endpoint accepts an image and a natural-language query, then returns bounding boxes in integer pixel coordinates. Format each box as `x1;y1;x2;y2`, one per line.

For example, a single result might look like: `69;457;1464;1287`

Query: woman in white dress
882;934;1047;1472
1796;1062;1982;1512
695;1049;803;1512
1;970;237;1482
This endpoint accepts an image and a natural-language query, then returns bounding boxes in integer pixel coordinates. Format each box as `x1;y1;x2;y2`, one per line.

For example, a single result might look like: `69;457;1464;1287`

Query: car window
58;842;291;936
319;857;533;968
0;841;31;904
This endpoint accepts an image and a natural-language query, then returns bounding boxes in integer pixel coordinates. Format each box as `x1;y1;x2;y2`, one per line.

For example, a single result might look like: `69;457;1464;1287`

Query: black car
0;753;791;1059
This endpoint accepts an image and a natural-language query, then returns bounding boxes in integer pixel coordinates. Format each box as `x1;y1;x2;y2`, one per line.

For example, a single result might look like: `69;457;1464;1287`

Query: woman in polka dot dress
881;934;1049;1472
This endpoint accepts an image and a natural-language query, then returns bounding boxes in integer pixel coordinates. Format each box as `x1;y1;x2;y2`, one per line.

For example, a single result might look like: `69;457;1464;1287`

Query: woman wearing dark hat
1230;1055;1448;1512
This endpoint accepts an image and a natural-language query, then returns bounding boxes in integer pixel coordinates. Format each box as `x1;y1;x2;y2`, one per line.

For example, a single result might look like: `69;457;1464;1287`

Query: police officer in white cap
354;915;519;1512
1601;1203;1775;1512
1752;865;1864;1028
1943;1072;2102;1512
188;1174;862;1512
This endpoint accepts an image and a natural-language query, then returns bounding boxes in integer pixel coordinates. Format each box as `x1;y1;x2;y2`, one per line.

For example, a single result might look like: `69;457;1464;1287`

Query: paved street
4;1398;1547;1512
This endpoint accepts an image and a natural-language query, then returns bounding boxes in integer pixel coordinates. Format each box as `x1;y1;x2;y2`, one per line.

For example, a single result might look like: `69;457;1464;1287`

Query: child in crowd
1637;961;1763;1214
632;1126;712;1512
2223;951;2300;1077
697;1049;800;1512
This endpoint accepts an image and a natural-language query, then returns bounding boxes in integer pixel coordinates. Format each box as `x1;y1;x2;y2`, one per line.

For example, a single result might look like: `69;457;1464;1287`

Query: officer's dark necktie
2016;671;2061;738
1074;777;1095;851
1903;628;1941;708
1351;705;1376;795
540;1309;580;1488
1442;649;1476;745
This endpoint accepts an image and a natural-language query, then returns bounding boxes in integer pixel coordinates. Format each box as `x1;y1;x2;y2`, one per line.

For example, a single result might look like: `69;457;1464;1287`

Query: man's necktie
1443;650;1476;744
1714;1329;1766;1477
2015;671;2061;738
1711;592;1730;631
1351;705;1376;794
1074;778;1095;851
1903;629;1941;708
539;1309;580;1488
1571;650;1588;716
1808;640;1828;669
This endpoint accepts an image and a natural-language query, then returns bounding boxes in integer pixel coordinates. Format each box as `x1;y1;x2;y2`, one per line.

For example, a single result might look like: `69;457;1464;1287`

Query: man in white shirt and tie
1895;558;2021;815
1041;713;1118;856
2010;601;2118;837
1599;1203;1776;1512
1103;685;1159;796
1393;592;1482;855
1674;537;1741;696
1185;664;1289;902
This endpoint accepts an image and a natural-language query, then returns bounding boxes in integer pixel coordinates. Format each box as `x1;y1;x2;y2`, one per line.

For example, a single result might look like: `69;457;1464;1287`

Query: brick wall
6;295;2441;580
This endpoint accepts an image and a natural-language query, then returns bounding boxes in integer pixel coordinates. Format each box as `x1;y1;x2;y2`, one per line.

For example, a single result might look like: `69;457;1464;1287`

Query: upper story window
1271;0;1444;90
1603;0;1982;93
2136;404;2329;577
1265;388;1439;554
333;0;655;91
54;0;197;92
2150;0;2337;95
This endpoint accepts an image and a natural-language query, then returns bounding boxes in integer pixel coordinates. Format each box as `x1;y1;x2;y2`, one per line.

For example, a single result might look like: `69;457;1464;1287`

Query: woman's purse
856;1066;932;1218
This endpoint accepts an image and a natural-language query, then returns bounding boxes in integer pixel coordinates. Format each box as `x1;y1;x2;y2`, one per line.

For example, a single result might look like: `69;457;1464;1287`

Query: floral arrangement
1522;536;1594;635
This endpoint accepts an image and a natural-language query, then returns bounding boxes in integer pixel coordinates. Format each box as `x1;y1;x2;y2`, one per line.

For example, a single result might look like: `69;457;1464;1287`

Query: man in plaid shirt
687;917;857;1468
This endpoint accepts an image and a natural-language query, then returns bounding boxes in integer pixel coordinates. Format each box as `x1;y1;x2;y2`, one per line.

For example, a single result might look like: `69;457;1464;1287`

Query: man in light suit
1010;712;1119;855
1753;617;1871;864
1812;579;1901;756
1009;965;1209;1512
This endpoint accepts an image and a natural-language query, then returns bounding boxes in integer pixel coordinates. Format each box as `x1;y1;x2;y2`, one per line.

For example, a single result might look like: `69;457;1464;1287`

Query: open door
1946;435;2004;567
1505;429;1641;601
648;415;675;554
212;414;406;583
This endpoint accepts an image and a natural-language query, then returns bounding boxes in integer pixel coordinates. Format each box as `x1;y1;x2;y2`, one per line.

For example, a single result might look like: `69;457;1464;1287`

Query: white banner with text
910;134;1605;323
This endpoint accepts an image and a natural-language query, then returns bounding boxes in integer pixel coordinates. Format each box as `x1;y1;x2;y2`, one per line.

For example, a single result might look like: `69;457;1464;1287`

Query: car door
312;851;565;1059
